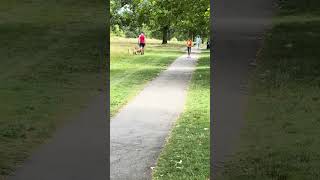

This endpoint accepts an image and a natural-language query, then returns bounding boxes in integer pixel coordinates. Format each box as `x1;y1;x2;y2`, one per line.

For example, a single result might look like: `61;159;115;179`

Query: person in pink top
138;32;146;55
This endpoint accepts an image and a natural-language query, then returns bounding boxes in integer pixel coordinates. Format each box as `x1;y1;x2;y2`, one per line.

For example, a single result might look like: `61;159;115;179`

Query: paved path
110;50;199;180
211;0;274;178
8;94;107;180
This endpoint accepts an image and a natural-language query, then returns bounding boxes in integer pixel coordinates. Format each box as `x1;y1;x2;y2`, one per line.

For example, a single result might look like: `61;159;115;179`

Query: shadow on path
211;0;274;177
8;94;107;180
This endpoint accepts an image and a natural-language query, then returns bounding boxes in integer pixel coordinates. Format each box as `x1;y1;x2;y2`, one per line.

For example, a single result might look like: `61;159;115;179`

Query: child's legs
140;43;145;54
142;47;144;54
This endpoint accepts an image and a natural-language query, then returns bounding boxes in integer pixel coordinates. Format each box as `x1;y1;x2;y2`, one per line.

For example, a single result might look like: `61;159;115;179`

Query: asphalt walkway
110;50;199;180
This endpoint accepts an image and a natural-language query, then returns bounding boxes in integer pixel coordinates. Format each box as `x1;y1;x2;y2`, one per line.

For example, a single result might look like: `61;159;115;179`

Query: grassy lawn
152;51;210;180
0;0;105;178
110;37;184;116
217;1;320;179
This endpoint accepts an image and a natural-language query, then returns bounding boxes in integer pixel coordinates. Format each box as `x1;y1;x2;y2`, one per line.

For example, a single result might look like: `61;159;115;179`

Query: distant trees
110;0;210;44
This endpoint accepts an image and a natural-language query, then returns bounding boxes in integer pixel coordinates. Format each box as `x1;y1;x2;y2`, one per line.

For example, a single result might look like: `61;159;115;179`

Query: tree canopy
110;0;210;43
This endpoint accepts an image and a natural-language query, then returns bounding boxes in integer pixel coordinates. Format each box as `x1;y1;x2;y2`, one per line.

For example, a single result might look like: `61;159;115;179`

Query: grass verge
217;1;320;179
110;38;184;116
0;0;106;177
152;51;210;180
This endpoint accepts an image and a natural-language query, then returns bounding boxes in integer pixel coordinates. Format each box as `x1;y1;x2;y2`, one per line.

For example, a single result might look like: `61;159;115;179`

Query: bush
111;24;125;37
170;37;178;42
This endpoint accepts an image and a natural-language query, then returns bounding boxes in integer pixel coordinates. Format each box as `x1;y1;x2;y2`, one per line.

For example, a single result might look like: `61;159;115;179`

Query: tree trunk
189;31;194;42
162;26;168;44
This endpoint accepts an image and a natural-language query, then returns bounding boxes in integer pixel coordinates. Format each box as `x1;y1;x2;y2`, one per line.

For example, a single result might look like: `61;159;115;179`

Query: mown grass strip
152;52;210;180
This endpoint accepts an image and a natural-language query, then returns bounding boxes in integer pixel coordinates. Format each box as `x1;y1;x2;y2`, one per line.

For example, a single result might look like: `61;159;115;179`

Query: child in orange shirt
186;39;193;57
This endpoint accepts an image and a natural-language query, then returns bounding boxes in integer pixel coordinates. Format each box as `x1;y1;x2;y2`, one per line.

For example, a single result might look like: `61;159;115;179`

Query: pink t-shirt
139;34;145;43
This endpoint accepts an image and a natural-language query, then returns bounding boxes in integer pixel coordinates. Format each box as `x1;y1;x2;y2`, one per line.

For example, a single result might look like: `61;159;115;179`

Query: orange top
186;40;192;47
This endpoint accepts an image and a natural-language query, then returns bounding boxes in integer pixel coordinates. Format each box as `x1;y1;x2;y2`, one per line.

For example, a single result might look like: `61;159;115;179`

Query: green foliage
111;24;125;37
110;0;210;41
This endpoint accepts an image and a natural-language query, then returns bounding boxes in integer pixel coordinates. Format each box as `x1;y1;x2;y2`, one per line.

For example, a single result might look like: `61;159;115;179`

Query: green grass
277;0;320;15
110;38;184;116
152;51;210;180
217;1;320;179
0;0;106;177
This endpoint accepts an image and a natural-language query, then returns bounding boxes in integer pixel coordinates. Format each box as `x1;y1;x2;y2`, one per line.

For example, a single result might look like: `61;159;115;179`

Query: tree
147;0;186;44
110;0;210;43
174;0;210;41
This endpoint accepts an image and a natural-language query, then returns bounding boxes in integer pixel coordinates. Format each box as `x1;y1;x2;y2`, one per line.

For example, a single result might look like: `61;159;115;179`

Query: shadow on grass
0;0;106;176
218;7;320;180
255;20;320;91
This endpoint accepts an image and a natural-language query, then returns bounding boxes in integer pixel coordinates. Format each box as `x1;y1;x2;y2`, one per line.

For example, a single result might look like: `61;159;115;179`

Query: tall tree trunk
162;26;168;44
188;31;192;39
189;31;194;42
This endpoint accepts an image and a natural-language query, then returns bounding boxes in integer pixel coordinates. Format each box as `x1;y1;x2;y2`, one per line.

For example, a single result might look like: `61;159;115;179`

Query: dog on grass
128;46;142;55
133;46;142;55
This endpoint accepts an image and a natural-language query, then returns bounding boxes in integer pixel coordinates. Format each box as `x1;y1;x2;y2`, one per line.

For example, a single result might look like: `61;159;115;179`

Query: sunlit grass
110;38;185;116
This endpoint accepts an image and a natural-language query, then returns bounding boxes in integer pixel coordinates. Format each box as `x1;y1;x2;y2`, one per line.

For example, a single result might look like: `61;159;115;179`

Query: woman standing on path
138;32;146;55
